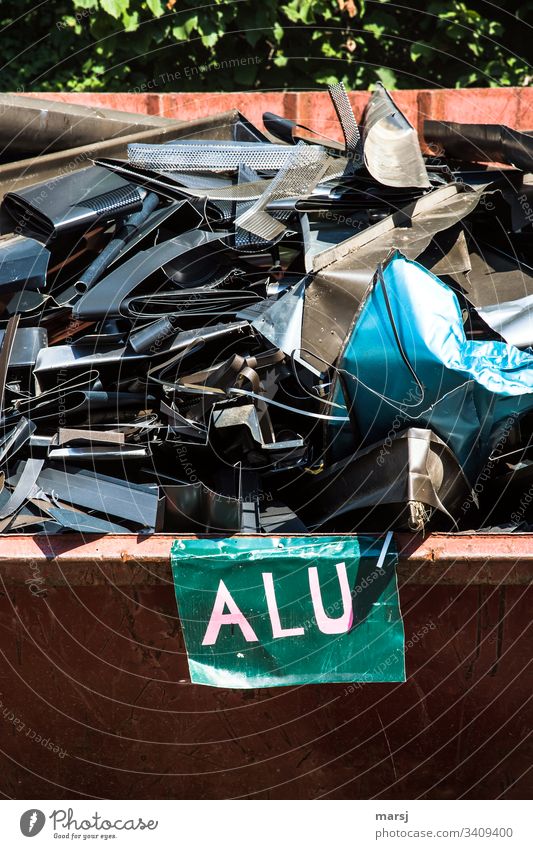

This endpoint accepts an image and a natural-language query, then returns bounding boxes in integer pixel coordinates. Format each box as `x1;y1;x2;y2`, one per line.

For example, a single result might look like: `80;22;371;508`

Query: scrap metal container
0;93;531;800
0;532;530;799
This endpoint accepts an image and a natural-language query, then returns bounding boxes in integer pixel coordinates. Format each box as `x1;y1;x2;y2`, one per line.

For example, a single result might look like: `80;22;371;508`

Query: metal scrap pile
1;84;532;535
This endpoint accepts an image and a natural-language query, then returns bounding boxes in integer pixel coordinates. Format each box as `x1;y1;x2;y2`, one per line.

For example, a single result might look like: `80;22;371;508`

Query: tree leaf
375;66;397;89
273;21;284;41
100;0;129;19
410;42;434;62
172;15;198;41
201;32;219;48
146;0;165;17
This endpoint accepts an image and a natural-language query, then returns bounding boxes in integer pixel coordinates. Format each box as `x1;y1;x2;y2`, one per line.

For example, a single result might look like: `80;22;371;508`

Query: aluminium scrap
0;82;531;534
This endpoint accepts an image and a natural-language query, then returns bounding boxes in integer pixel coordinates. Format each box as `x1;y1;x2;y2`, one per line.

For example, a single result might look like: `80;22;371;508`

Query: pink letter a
202;579;259;646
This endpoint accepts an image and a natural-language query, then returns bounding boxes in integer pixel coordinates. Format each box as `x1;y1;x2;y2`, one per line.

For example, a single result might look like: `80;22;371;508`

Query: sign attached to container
171;534;405;688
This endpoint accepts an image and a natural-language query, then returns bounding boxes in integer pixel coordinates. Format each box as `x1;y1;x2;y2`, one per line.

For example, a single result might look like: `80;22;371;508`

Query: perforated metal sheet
235;143;342;241
128;141;299;172
328;83;361;158
80;184;142;215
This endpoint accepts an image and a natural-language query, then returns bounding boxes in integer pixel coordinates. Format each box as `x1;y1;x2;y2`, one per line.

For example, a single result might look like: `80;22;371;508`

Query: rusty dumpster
0;89;531;801
0;532;530;800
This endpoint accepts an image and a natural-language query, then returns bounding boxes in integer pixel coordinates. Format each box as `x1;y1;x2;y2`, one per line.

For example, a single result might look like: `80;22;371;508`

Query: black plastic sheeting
0;85;532;535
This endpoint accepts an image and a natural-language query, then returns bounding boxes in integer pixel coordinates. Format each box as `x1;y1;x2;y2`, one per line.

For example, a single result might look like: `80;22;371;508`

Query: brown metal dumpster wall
19;88;533;148
0;534;530;800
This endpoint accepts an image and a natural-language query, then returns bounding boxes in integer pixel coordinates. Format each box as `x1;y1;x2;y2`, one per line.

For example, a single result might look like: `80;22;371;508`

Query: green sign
171;534;405;688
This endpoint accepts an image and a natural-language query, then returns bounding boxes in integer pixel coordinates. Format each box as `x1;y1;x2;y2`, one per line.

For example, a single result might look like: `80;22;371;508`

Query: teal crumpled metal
171;534;405;688
336;252;533;479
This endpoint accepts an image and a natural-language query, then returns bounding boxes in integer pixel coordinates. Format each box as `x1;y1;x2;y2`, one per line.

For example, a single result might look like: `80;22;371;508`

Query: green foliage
0;0;530;92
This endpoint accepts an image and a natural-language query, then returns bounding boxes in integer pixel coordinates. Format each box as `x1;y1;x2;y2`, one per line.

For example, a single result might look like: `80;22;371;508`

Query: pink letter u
309;562;353;634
